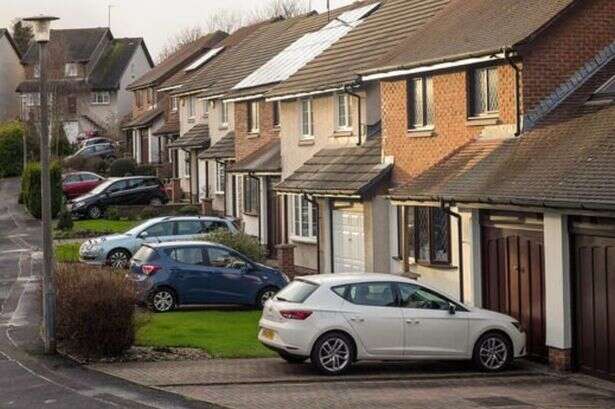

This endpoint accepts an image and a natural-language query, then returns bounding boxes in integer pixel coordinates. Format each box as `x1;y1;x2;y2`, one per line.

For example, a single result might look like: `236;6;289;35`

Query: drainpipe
441;200;464;303
248;172;262;244
503;47;522;137
303;193;321;274
344;85;363;146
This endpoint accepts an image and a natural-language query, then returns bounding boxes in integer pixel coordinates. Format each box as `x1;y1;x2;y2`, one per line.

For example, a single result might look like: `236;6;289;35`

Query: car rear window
133;246;157;262
275;280;319;303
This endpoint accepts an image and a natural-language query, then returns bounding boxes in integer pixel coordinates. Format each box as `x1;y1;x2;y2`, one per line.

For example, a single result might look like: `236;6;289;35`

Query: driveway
91;357;615;409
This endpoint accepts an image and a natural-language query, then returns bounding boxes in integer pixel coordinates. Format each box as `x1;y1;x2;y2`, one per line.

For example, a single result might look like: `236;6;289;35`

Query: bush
56;264;138;358
50;127;73;158
177;205;200;216
105;207;121;221
135;164;156;176
22;161;63;219
109;158;137;177
205;229;264;262
56;207;74;231
139;206;161;220
0;121;25;177
64;156;107;175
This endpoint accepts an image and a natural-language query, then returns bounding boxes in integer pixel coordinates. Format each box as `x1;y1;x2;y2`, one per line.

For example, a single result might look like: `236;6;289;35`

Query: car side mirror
139;231;149;239
448;303;457;315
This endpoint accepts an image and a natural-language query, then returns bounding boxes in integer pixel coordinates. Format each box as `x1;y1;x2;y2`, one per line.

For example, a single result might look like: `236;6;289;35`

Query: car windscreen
133;246;157;263
88;179;115;195
275;280;319;303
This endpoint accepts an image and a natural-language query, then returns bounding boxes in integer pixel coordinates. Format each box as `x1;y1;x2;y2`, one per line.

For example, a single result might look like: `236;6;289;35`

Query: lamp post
23;15;59;354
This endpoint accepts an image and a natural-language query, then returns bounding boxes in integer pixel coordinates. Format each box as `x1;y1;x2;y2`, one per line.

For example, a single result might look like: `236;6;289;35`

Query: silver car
79;216;239;268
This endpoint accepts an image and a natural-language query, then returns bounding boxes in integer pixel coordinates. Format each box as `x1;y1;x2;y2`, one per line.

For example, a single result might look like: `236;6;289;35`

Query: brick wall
382;63;517;185
521;0;615;111
234;99;280;162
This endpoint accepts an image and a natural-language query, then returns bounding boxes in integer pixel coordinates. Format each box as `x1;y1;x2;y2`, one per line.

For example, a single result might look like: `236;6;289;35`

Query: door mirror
448;303;457;315
139;231;149;239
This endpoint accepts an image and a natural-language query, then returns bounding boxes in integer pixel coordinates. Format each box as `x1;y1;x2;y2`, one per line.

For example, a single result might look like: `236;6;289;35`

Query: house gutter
503;47;522;136
441;200;464;304
303;193;321;274
344;84;362;146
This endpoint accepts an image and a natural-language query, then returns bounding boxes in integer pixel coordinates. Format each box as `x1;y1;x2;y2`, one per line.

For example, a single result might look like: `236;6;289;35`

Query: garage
332;202;365;273
481;211;547;360
572;218;615;380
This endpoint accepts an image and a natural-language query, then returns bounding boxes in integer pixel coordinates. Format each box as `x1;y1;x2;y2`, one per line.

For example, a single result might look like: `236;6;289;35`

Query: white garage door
333;210;365;273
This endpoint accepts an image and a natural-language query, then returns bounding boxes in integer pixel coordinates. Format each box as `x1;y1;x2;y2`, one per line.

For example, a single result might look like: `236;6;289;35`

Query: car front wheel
149;288;177;313
149;197;163;206
107;248;131;269
473;332;513;372
88;205;102;219
310;332;354;375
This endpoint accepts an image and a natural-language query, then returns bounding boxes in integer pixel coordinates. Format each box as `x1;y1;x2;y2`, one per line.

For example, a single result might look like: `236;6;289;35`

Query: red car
62;172;105;200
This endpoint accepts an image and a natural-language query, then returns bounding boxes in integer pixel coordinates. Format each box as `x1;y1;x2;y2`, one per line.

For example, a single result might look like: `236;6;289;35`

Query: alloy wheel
88;206;101;219
318;337;350;373
479;336;508;370
152;290;174;312
260;289;276;305
150;198;163;206
108;250;129;268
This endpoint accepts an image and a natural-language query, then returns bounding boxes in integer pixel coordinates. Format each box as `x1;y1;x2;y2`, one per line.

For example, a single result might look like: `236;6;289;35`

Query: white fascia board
265;86;346;102
223;94;264;103
175;89;207;97
362;53;508;82
199;94;224;101
157;84;182;93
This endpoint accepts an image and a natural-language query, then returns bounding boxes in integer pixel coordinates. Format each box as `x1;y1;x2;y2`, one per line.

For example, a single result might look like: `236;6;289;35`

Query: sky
1;0;355;60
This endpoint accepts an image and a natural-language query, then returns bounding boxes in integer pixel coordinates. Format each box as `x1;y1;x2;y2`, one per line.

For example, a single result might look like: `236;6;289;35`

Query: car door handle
405;319;420;324
349;317;364;323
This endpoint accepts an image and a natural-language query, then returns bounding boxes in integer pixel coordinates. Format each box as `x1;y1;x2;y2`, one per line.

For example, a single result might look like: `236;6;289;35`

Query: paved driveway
92;358;615;409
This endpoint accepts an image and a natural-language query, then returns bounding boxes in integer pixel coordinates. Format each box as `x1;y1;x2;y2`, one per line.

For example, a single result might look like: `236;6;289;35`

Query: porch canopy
390;99;615;211
199;131;236;160
121;104;164;130
167;123;210;150
276;136;391;198
228;140;280;176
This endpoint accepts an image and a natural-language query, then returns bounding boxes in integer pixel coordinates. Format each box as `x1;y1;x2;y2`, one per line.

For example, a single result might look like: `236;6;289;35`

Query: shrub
109;158;137;177
139;206;161;220
64;156;107;175
56;206;74;231
205;229;264;262
177;205;200;216
0;121;25;177
105;207;121;221
135;164;156;176
56;264;138;358
22;161;63;219
50;127;73;158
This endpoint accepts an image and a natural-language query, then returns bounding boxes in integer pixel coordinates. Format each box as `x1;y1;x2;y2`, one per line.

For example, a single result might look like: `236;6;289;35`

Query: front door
140;130;149;164
573;231;615;380
481;216;546;360
333;204;365;273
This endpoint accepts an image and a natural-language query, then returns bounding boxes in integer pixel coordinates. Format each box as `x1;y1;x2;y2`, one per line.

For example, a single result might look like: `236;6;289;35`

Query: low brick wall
106;204;207;220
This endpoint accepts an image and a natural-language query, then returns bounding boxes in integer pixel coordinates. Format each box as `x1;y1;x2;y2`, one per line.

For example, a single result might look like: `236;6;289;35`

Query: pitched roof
276;135;391;197
229;140;281;174
89;38;144;90
152;114;179;136
167;123;210;149
121;104;165;129
127;31;228;91
198;131;235;160
21;28;109;64
266;0;450;99
0;28;21;58
364;0;577;76
390;58;615;211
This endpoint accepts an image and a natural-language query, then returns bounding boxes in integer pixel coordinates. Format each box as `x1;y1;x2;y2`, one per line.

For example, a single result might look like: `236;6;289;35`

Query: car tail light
280;310;312;320
141;264;161;276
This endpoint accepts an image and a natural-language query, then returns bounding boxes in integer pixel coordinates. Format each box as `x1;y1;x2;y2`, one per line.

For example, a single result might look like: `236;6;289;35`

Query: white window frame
249;101;260;133
291;194;317;242
471;66;499;117
91;91;111;105
408;75;434;130
26;93;41;107
64;63;79;78
187;96;196;119
202;99;209;117
171;97;178;112
184;151;191;177
335;93;352;131
215;161;225;194
33;64;40;78
220;101;229;127
300;98;314;139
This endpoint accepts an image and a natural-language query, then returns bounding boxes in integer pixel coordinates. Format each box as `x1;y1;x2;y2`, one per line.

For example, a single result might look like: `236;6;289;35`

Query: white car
259;273;526;375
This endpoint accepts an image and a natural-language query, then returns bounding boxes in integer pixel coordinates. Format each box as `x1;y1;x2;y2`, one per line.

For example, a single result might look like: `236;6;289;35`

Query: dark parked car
128;241;289;312
62;172;104;199
66;142;116;162
81;137;115;148
68;176;169;219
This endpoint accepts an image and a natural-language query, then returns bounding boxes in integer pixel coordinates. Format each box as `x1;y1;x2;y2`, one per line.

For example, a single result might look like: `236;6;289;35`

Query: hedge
22;161;63;219
0;121;25;177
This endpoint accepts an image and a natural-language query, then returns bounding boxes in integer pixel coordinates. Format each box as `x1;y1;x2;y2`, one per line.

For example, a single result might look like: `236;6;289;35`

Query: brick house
122;31;227;169
17;28;153;143
361;0;615;373
0;29;24;121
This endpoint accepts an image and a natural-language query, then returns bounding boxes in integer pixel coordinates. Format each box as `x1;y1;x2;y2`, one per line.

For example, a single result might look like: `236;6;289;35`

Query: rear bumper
258;318;314;357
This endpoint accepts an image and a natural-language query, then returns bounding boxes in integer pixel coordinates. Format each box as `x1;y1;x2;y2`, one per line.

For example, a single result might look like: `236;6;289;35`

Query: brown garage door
482;224;546;360
573;233;615;380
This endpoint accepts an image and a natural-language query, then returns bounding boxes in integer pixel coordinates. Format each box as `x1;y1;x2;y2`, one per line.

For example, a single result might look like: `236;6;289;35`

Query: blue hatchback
128;241;289;312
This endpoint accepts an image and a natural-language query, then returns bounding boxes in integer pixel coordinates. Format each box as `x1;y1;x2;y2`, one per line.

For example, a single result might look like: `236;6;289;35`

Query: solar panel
184;47;225;72
232;2;380;91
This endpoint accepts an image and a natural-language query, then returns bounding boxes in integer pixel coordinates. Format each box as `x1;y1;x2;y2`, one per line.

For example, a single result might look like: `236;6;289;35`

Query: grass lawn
136;310;276;359
54;219;140;239
55;242;82;263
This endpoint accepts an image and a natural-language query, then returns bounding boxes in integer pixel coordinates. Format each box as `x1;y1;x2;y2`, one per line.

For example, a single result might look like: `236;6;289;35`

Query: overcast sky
1;0;355;59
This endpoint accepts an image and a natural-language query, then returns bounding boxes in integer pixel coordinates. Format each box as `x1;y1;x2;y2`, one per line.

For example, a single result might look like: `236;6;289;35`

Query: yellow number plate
262;328;275;340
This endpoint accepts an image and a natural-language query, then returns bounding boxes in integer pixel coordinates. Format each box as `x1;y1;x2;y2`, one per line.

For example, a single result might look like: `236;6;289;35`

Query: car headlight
281;272;290;283
73;201;86;209
511;321;524;332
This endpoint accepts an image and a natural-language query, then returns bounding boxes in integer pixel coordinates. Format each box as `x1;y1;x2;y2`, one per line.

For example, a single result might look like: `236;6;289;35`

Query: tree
157;26;205;63
249;0;310;22
11;19;34;55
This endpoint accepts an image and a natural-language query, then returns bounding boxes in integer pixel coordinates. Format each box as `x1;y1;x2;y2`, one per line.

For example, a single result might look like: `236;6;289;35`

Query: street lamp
23;15;59;355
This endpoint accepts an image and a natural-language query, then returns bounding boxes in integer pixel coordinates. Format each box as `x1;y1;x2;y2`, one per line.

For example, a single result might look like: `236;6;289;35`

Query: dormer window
64;63;79;78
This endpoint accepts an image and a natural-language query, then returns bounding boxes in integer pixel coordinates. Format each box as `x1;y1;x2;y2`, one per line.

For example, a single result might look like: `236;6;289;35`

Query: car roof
146;240;228;249
145;215;229;222
298;273;417;286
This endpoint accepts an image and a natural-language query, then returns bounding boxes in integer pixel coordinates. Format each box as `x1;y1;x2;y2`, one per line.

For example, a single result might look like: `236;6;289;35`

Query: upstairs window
187;96;196;119
91;91;110;105
33;64;40;78
64;63;79;78
300;98;314;139
202;99;209;117
171;97;178;112
471;66;499;116
220;101;229;127
273;101;281;127
335;93;352;130
248;101;260;133
243;176;259;215
407;76;434;129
